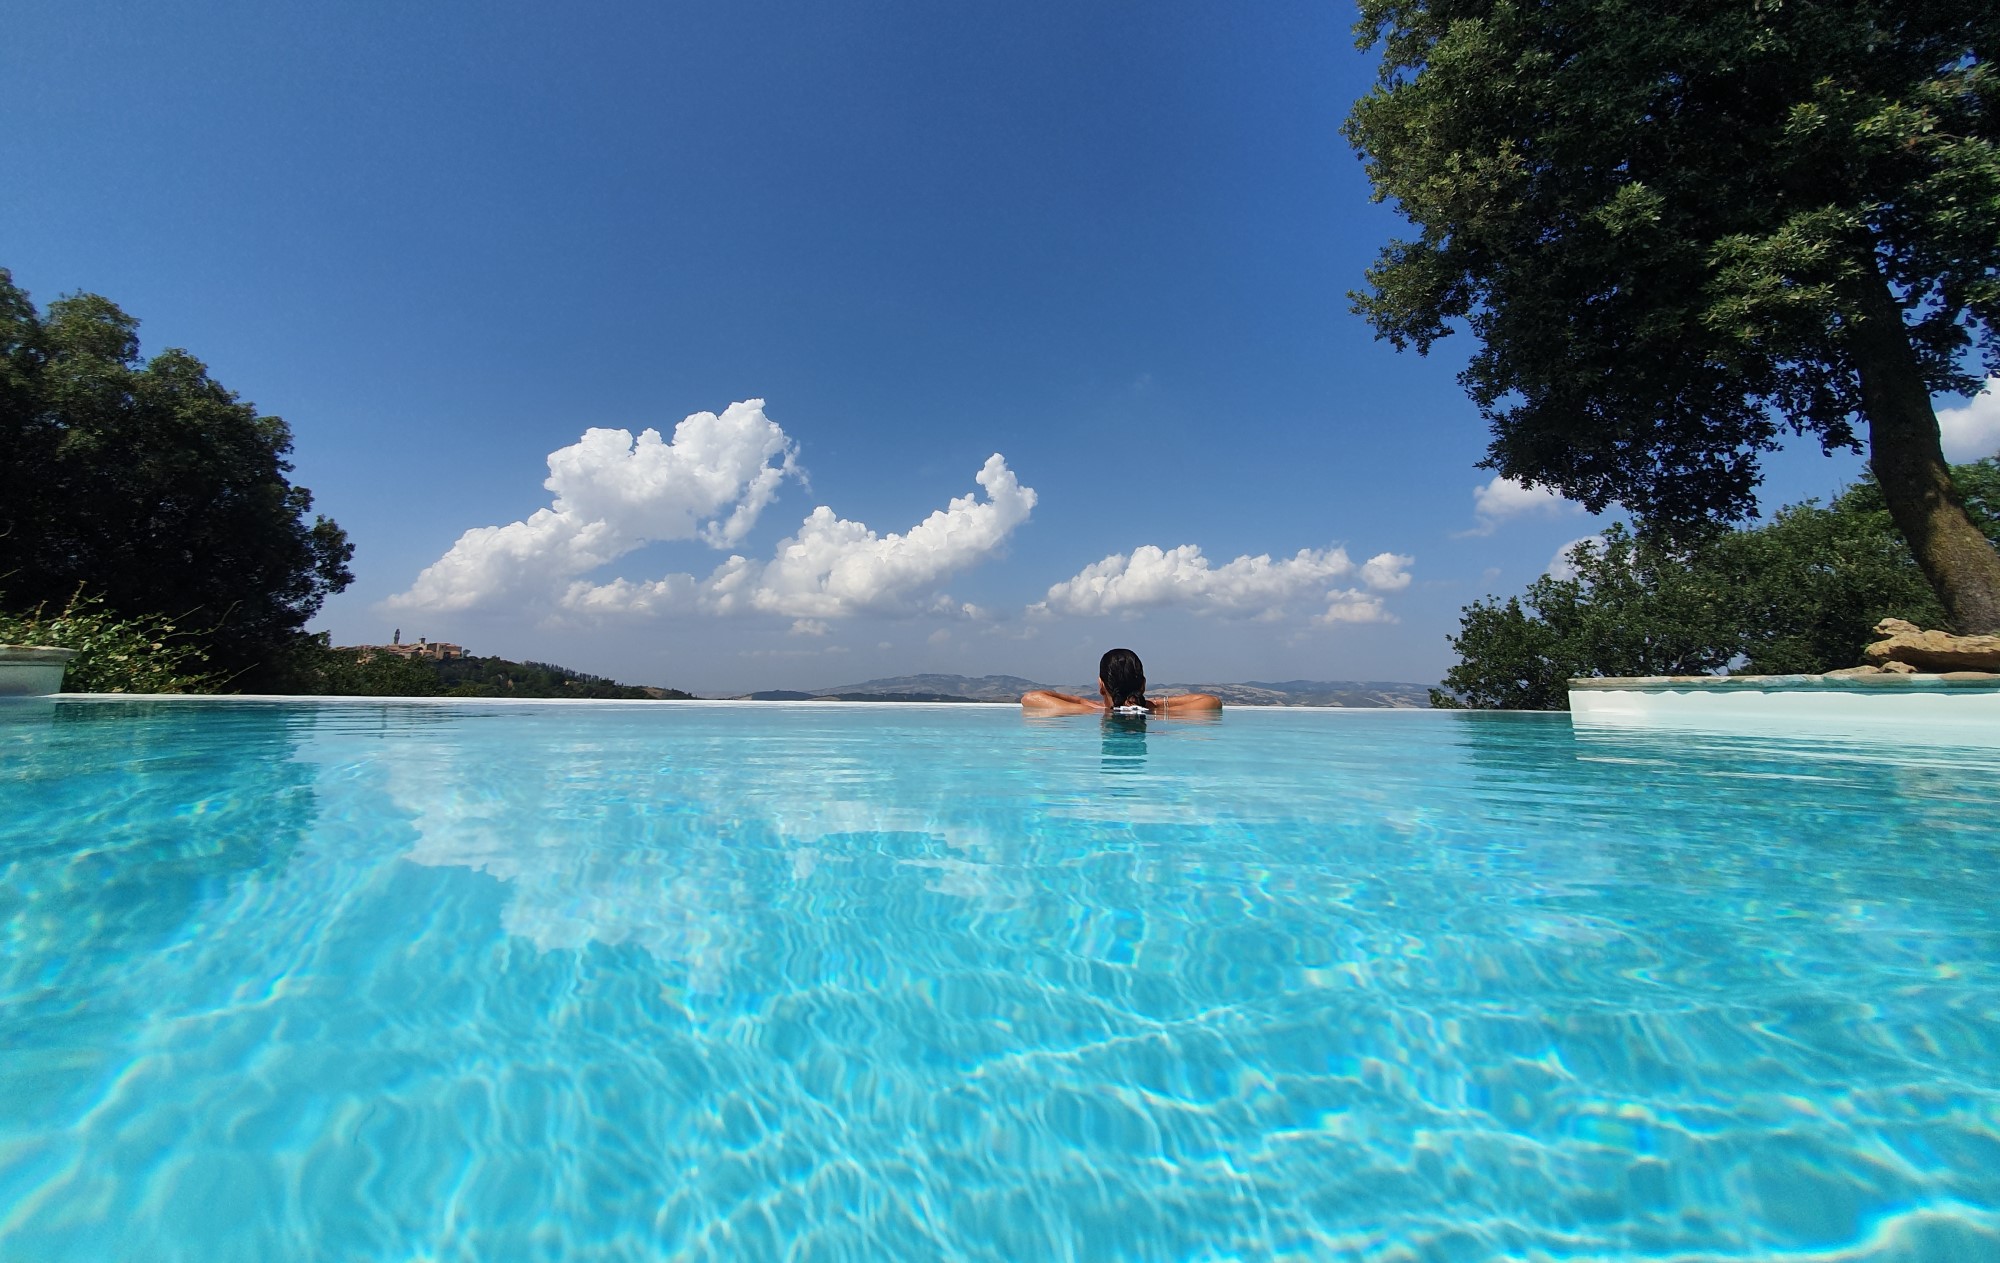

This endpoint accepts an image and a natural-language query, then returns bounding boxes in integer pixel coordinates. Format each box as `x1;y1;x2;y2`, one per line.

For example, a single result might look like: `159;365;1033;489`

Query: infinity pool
2;698;1997;1260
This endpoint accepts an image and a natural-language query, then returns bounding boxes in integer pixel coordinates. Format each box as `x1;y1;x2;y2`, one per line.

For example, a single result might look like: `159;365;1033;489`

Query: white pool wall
1569;673;2000;744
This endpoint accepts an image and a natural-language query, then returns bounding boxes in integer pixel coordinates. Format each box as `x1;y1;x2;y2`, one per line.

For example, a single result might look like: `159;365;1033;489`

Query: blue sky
14;0;1989;694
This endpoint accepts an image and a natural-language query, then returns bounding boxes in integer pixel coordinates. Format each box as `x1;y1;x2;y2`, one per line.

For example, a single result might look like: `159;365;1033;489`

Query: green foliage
1345;1;1999;526
0;587;220;693
0;268;353;689
1436;460;2000;708
434;656;683;699
268;636;448;697
1431;526;1743;710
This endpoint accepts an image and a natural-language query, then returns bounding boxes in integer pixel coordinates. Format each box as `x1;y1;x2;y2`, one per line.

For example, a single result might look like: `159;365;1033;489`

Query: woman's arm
1020;689;1104;714
1152;692;1222;715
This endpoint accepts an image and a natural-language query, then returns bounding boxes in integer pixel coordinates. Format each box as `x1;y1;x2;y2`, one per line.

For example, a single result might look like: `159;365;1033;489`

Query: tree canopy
1434;459;2000;709
1347;0;2000;631
0;268;352;686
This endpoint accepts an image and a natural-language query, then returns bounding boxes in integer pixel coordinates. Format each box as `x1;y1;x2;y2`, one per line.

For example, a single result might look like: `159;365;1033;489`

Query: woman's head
1098;648;1147;707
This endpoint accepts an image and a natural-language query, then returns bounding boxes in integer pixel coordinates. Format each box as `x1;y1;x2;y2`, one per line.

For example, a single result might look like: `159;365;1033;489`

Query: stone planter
0;645;77;697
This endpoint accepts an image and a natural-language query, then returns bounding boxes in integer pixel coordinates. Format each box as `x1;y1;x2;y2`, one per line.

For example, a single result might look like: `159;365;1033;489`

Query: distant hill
730;673;1433;708
309;647;692;699
434;656;695;700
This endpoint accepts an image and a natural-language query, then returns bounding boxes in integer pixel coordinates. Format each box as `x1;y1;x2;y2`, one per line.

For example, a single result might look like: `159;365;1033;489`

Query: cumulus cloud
1939;379;2000;462
563;454;1037;621
1033;543;1414;623
388;400;798;612
1359;551;1414;591
1547;536;1601;582
557;574;693;617
699;456;1033;619
1317;590;1393;624
388;397;1037;626
1461;475;1583;536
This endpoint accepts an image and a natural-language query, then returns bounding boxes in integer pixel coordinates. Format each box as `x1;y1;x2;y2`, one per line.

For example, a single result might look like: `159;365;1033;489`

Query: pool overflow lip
0;645;76;697
21;674;2000;746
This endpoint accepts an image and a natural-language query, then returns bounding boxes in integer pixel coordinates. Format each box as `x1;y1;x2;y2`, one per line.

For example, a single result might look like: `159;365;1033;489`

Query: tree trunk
1845;268;2000;634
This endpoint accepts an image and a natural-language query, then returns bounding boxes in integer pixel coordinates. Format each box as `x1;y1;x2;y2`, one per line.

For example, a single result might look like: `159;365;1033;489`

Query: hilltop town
339;630;465;662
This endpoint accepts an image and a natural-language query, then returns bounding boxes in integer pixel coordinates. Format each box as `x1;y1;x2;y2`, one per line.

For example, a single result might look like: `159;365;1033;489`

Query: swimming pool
2;698;1996;1260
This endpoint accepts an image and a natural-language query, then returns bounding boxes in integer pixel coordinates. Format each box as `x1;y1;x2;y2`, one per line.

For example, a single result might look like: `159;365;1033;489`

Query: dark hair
1099;648;1148;709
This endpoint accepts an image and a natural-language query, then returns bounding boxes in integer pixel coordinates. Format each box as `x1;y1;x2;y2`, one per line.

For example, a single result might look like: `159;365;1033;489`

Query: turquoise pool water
2;698;1997;1261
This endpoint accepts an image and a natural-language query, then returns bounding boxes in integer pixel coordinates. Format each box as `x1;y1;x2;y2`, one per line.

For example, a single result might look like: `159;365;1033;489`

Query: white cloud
1359;551;1414;591
388;400;1036;627
930;597;993;621
1037;545;1348;616
701;454;1033;619
388;400;798;612
1034;542;1413;621
565;454;1036;621
1547;536;1600;581
1461;475;1583;536
1939;379;2000;462
1317;590;1393;624
735;645;852;659
558;574;694;617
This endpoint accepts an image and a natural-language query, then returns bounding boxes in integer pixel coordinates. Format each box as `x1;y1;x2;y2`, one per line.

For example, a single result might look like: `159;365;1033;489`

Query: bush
1434;460;2000;709
0;587;219;693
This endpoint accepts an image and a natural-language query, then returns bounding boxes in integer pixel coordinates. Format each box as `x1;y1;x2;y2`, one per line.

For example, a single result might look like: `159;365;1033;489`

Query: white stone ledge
1568;673;2000;743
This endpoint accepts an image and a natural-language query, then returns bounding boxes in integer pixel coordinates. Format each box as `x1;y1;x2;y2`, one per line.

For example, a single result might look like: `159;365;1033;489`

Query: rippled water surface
2;698;1998;1261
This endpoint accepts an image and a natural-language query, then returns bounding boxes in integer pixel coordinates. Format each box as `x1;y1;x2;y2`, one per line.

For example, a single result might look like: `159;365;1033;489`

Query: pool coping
1569;672;2000;691
1567;671;2000;742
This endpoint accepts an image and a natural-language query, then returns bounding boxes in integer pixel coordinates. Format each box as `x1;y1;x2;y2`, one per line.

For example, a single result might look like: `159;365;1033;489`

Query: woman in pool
1019;648;1222;715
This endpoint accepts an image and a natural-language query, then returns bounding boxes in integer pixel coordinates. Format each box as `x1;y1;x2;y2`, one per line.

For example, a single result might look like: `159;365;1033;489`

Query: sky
7;1;1996;694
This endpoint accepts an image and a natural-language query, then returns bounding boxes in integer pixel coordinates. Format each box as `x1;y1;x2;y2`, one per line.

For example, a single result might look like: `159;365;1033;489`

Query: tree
1430;524;1743;709
272;636;448;697
1346;0;2000;631
0;269;352;686
1434;459;2000;708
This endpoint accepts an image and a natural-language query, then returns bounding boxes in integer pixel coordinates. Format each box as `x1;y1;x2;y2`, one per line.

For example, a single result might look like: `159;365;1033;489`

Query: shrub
0;587;220;693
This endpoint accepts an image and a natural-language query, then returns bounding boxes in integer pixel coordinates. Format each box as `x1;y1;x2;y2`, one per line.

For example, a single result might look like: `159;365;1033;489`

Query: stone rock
1861;618;2000;672
1940;670;2000;682
1880;660;1921;674
1823;665;1883;677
